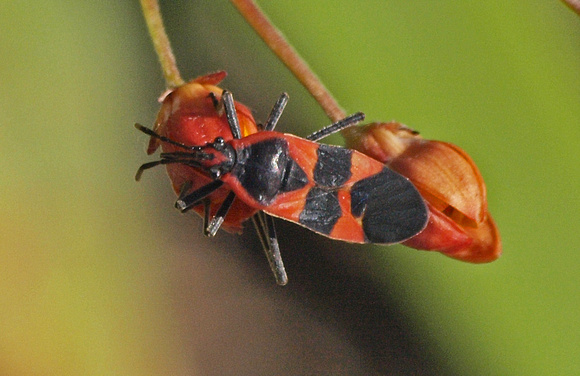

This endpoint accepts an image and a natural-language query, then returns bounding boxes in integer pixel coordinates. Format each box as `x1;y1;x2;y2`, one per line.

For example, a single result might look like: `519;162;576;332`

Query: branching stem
229;0;347;122
561;0;580;16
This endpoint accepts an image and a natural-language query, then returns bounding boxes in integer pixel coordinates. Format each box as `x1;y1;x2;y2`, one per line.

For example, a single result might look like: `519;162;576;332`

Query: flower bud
343;122;501;263
147;71;260;233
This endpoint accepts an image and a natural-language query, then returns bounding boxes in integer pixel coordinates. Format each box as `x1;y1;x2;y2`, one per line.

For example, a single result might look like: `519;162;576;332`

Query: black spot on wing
314;144;352;187
350;167;428;244
299;188;341;235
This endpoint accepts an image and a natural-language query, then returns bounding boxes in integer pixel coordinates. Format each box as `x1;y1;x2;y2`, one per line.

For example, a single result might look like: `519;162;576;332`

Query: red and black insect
136;91;428;285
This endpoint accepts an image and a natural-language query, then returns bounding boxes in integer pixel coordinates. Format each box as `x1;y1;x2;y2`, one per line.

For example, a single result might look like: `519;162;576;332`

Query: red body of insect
147;72;259;233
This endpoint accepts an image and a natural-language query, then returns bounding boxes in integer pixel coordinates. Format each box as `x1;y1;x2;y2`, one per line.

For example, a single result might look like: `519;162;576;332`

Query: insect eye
212;137;226;150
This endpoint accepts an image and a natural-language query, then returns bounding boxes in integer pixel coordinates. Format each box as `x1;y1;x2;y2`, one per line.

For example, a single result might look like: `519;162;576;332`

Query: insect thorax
232;137;309;205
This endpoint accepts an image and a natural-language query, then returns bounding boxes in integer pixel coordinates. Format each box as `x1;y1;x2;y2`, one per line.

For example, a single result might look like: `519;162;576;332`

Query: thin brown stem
229;0;347;122
561;0;580;16
140;0;184;88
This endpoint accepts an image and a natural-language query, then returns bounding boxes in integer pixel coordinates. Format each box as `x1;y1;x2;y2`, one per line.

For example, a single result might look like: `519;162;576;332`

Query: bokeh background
1;1;579;375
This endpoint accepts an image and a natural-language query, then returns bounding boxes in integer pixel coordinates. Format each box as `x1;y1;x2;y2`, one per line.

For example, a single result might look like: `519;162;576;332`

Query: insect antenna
135;123;199;150
135;159;193;181
134;122;208;179
306;112;365;142
135;160;163;181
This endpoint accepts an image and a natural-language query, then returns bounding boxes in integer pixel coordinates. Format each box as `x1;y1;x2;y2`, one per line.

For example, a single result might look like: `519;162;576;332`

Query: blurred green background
1;1;579;375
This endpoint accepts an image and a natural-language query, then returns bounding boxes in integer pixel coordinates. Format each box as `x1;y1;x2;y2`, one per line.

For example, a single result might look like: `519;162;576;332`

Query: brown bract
343;122;501;263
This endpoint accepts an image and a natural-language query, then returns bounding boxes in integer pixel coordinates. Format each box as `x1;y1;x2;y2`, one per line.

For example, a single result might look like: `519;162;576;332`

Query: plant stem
561;0;580;16
140;0;184;88
229;0;347;122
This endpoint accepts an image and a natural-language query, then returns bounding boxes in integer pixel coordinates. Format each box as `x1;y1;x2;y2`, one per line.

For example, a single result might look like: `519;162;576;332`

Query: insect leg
263;213;288;286
175;180;224;213
206;191;236;236
208;91;221;111
306;112;365;142
202;199;211;237
263;93;289;131
177;180;193;201
176;182;214;236
251;213;269;255
221;91;242;139
252;212;288;286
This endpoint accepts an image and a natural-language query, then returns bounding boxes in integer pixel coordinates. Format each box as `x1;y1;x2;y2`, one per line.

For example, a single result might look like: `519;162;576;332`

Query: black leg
208;92;220;111
252;214;269;254
206;191;236;236
202;199;211;237
263;213;287;286
252;211;288;286
176;181;211;235
175;180;224;213
306;112;365;142
176;181;192;202
263;93;289;131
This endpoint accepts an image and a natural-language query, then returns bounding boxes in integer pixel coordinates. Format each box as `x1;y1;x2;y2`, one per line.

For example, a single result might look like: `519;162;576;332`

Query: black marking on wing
298;188;341;235
313;144;352;187
351;167;428;244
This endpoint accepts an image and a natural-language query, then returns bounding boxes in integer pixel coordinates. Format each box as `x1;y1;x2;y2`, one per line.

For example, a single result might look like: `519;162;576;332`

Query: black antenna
135;123;198;150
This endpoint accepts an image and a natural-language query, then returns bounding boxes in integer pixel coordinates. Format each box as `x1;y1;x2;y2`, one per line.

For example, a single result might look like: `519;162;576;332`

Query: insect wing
253;135;428;244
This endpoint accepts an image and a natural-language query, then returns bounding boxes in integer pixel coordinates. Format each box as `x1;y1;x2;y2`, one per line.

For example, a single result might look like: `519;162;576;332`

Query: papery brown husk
344;122;501;263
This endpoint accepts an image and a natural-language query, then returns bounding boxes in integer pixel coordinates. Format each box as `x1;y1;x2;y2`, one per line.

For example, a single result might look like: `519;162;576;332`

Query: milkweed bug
136;90;428;285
